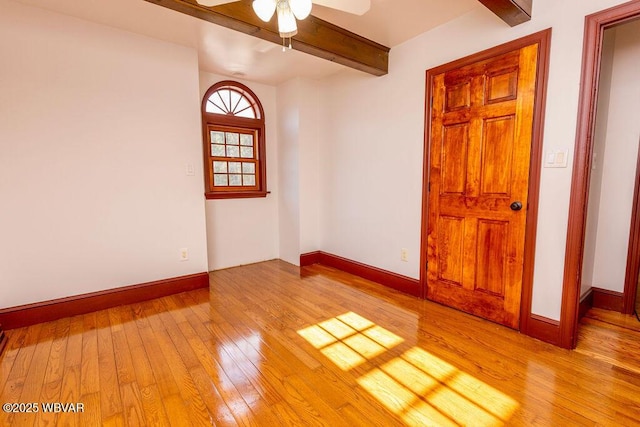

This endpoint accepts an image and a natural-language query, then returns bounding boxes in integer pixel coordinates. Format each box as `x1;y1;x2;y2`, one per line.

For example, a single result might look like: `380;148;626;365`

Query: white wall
590;21;640;293
276;78;322;264
276;80;301;265
0;0;208;308
199;72;280;270
298;80;322;255
318;0;633;320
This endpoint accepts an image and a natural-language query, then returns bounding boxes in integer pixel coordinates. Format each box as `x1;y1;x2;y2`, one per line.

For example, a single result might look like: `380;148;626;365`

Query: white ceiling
12;0;481;85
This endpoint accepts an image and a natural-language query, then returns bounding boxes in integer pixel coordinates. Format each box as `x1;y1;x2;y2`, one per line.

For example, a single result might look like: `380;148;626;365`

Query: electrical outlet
401;248;408;262
179;248;189;261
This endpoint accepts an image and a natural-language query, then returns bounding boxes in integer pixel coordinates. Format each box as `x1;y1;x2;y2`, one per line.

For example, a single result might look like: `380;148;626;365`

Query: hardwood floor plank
188;365;239;427
0;377;25;426
6;323;43;382
78;391;101;427
58;364;81;427
12;321;57;426
132;305;180;400
118;306;156;390
119;381;145;427
64;316;84;368
35;318;71;427
153;298;201;371
138;384;171;427
80;313;99;397
178;311;260;426
96;310;124;423
0;327;27;394
140;300;212;427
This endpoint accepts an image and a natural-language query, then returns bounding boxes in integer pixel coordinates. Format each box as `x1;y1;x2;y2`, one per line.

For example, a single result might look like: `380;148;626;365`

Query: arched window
202;81;267;199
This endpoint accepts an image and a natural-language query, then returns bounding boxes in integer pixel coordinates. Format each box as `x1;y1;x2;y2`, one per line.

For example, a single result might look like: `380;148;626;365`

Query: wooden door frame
561;0;640;349
623;143;640;315
420;29;552;339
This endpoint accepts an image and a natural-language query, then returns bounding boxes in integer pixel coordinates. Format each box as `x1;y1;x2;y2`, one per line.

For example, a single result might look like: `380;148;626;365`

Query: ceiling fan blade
195;0;236;7
312;0;370;15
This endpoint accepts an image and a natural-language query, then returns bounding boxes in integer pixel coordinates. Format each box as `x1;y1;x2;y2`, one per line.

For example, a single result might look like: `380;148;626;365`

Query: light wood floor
1;260;640;426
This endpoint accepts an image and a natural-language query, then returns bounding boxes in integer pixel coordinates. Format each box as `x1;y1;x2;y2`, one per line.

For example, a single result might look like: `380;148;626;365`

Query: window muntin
202;81;266;199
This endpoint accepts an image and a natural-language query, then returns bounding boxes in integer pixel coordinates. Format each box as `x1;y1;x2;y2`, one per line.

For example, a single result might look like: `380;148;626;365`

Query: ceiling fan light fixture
252;0;277;22
276;1;298;38
289;0;312;20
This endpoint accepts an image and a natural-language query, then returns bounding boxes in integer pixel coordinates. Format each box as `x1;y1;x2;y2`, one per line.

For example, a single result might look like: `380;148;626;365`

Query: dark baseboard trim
592;287;624;312
0;326;6;356
300;251;321;267
526;314;561;346
579;289;594;320
0;272;210;330
301;251;421;297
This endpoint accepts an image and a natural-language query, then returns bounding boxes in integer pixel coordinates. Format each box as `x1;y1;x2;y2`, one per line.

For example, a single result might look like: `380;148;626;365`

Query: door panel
476;219;508;296
437;216;464;284
441;124;469;194
426;43;538;329
481;116;514;195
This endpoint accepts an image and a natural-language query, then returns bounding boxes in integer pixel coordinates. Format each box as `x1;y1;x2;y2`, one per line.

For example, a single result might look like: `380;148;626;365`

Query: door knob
510;201;523;211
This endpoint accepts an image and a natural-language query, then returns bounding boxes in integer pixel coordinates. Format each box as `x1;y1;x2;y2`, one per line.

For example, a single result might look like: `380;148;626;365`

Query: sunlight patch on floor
297;311;404;370
298;312;518;426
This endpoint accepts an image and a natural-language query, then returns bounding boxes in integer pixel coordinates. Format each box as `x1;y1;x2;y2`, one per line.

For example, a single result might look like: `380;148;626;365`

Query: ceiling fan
194;0;371;39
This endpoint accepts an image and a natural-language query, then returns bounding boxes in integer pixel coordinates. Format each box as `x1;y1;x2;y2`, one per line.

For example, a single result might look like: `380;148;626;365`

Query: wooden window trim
202;81;267;200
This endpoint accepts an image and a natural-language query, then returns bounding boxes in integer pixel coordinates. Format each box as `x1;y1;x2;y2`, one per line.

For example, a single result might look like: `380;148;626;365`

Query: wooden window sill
205;191;268;200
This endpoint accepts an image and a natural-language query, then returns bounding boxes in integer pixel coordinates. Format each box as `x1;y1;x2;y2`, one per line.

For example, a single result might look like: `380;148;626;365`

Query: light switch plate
544;149;569;168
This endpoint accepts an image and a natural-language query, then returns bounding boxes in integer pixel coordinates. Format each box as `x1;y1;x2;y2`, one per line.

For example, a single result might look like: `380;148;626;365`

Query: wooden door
426;44;538;329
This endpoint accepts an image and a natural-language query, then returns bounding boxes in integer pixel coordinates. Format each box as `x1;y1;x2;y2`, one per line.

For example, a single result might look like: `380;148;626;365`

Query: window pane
210;131;225;144
229;174;242;186
230;90;241;110
217;89;231;112
226;145;239;157
214;174;228;186
242;162;255;174
235;99;253;117
240;134;253;146
240;146;254;158
213;161;227;173
212;144;225;156
226;132;239;145
206;101;226;114
236;107;256;118
228;162;241;174
243;174;256;186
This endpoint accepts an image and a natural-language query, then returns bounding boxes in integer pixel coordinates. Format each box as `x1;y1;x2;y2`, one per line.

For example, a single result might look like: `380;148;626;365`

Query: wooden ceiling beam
477;0;532;26
143;0;389;76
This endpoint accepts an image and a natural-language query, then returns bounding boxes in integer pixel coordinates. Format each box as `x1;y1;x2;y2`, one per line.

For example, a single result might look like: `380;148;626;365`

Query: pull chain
282;37;293;52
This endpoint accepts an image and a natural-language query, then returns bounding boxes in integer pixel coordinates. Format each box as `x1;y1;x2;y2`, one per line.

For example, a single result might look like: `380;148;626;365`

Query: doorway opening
562;0;640;349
